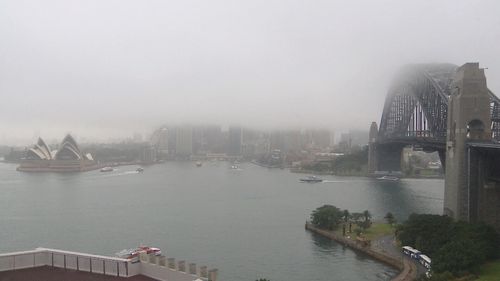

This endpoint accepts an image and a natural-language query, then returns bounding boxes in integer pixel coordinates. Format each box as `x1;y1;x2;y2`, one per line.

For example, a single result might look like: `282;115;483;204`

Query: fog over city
1;0;499;144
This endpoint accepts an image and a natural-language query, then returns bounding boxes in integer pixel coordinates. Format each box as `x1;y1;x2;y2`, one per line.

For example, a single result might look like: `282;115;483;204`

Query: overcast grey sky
1;0;499;144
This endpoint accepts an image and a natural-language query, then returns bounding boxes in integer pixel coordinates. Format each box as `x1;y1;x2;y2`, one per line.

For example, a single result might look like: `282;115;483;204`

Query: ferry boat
115;246;161;263
299;176;323;183
100;167;113;172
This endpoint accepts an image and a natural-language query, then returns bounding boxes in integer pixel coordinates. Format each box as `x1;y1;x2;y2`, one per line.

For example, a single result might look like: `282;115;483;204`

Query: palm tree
363;210;371;222
342;209;350;223
384;212;396;225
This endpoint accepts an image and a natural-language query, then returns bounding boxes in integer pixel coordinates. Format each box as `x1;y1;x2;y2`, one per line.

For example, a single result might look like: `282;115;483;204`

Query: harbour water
0;161;444;281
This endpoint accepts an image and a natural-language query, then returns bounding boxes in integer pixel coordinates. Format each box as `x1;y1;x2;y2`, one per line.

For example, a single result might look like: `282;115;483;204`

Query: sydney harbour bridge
369;62;500;232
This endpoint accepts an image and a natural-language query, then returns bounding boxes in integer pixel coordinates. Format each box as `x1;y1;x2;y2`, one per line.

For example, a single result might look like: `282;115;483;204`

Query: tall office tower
175;126;193;158
227;126;242;156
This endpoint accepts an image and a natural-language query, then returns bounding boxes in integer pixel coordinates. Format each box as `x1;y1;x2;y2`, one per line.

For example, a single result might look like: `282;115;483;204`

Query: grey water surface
0;161;444;281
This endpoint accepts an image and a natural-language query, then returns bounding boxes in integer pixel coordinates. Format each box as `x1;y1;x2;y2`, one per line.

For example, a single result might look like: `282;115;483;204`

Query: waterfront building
140;145;157;164
151;127;169;159
4;147;27;162
18;134;97;172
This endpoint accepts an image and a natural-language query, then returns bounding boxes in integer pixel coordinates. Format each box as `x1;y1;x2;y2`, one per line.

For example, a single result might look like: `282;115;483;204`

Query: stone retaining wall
305;223;417;281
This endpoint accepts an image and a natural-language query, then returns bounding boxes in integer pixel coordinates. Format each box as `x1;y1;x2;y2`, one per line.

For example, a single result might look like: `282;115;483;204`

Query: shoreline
14;161;152;173
305;222;417;281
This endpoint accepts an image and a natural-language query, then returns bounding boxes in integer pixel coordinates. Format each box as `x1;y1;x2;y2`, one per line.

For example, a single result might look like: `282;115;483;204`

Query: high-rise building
150;127;169;159
270;131;285;152
203;125;224;153
192;126;204;155
227;126;242;156
175;126;193;157
348;130;369;147
311;129;331;149
283;130;302;153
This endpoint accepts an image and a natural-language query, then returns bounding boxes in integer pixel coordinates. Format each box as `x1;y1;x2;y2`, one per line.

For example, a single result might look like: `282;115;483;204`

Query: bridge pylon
444;63;492;221
368;122;378;174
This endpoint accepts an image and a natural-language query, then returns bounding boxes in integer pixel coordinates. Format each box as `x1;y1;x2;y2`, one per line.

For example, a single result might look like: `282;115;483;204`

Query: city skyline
1;123;347;145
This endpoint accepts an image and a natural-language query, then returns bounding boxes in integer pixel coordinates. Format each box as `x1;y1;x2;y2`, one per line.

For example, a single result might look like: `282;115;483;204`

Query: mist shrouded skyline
1;0;500;145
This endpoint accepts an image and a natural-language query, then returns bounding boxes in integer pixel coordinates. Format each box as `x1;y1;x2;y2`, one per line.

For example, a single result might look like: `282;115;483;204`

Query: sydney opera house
17;134;97;172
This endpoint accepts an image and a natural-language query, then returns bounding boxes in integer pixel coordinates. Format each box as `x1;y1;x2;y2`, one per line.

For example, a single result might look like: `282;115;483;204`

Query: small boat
115;246;161;263
376;175;400;181
136;167;144;172
299;176;323;183
100;167;113;172
195;161;202;167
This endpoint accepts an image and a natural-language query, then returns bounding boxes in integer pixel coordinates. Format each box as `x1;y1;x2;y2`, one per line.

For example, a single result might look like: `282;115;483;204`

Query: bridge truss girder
379;64;500;146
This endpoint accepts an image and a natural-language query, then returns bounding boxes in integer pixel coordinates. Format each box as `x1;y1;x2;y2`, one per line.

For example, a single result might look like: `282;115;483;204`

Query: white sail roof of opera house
27;134;93;161
27;138;53;160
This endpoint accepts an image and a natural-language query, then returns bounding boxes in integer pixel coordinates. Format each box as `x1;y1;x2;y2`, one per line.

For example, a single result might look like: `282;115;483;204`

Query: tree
432;238;484;275
363;210;371;222
396;214;453;257
416;271;454;281
350;212;363;224
384;212;396;225
331;147;368;174
450;221;500;260
342;209;350;223
310;205;343;230
397;213;500;277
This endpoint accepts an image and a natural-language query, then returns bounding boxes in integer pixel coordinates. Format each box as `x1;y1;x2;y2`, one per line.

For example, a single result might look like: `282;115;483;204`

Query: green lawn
362;223;395;240
334;223;395;241
477;260;500;281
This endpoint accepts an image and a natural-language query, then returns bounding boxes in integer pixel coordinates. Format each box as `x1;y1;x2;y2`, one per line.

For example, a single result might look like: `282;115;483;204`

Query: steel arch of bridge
378;63;500;146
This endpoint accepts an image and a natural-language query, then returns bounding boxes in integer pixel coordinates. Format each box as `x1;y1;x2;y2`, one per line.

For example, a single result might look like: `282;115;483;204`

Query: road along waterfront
0;161;444;281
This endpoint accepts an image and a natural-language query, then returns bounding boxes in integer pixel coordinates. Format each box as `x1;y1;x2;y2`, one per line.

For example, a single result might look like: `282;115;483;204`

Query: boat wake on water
118;171;140;176
97;170;140;178
321;180;359;183
310;179;371;183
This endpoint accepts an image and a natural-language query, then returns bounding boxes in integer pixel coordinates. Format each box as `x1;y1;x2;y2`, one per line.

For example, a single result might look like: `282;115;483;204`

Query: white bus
419;254;431;269
402;246;421;259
